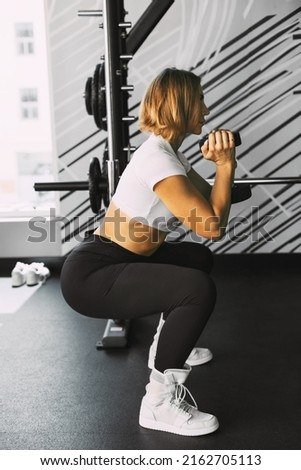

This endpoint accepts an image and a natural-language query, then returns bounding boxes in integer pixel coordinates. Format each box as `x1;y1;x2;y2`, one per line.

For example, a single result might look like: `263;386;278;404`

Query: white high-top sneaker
139;364;219;436
148;314;213;369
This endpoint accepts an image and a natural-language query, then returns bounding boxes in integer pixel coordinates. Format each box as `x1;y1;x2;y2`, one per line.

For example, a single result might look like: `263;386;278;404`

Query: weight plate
87;62;107;130
231;183;252;204
89;157;103;213
102;145;110;207
98;62;107;131
84;77;93;115
91;64;102;129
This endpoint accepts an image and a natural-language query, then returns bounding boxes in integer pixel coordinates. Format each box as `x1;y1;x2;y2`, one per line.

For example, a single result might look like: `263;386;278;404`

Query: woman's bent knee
185;270;217;308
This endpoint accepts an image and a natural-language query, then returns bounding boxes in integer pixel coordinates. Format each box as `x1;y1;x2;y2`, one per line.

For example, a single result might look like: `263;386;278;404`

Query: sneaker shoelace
170;383;198;414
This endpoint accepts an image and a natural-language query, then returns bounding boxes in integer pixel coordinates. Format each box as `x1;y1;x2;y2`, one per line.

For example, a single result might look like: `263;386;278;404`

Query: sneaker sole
27;281;39;286
139;416;219;436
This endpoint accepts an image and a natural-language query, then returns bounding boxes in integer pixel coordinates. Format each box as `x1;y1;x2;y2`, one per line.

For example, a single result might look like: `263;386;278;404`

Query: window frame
15;22;35;56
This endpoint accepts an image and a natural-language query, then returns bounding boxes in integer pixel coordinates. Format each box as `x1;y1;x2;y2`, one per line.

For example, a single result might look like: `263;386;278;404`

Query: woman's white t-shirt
112;134;191;232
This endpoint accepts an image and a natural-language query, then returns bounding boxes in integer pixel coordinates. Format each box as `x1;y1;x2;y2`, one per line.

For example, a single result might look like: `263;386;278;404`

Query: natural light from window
0;0;56;217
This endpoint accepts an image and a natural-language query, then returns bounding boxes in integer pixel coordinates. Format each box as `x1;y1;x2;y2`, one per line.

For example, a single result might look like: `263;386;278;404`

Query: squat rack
78;0;175;201
36;0;175;348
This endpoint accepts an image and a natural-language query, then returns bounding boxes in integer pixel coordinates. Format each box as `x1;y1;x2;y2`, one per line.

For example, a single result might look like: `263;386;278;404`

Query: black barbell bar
34;177;301;193
209;177;301;185
34;182;90;191
34;175;301;214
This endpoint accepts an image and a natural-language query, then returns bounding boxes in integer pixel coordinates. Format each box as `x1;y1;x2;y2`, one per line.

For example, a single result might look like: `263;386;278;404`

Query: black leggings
60;233;216;372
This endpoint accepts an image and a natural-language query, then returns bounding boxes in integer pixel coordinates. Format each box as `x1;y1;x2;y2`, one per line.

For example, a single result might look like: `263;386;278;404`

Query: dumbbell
199;130;242;149
199;131;251;204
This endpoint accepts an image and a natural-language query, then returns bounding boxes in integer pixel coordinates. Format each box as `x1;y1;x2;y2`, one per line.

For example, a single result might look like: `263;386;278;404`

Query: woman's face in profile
187;87;210;136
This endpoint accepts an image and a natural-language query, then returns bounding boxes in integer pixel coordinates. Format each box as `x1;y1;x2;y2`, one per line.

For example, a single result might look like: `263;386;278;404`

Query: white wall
0;217;61;257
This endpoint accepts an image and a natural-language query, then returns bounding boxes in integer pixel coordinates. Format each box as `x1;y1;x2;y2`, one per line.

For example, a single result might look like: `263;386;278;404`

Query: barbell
34;158;301;215
34;131;301;213
35;133;245;211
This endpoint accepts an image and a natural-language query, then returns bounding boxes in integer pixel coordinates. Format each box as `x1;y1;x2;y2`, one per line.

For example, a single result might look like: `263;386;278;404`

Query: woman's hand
201;129;236;167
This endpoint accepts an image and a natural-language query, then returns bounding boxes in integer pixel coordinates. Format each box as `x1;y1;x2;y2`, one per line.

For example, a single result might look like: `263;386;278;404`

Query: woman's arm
187;168;212;201
154;130;236;240
153;172;233;240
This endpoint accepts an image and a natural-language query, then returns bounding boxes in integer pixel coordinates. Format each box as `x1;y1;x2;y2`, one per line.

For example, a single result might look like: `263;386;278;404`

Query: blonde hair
139;68;201;142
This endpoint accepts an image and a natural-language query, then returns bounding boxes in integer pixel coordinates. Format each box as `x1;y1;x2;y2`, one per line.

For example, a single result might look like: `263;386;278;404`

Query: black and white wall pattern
46;0;301;256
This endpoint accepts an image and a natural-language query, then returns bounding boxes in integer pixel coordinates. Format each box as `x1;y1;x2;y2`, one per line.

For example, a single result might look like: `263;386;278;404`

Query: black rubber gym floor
1;254;300;450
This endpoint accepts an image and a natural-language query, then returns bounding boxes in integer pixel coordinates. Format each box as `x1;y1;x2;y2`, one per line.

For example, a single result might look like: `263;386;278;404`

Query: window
1;2;55;219
20;88;38;119
15;22;34;55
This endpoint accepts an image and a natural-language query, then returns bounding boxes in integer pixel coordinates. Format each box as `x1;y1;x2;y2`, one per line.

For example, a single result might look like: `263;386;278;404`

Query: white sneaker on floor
11;262;29;287
26;262;50;286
